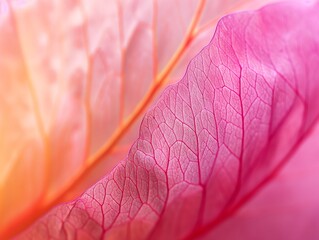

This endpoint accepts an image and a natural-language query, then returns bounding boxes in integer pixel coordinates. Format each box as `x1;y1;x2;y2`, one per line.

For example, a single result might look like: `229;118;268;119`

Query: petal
19;1;319;239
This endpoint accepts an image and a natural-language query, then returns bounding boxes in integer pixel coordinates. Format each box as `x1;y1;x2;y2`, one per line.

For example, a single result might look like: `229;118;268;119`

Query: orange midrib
48;0;206;206
1;1;206;238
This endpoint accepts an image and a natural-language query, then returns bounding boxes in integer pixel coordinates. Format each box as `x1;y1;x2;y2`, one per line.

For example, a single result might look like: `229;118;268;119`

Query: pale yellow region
0;143;22;188
0;6;46;229
0;80;45;229
12;0;90;188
